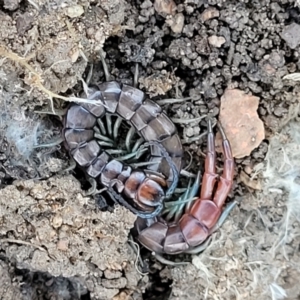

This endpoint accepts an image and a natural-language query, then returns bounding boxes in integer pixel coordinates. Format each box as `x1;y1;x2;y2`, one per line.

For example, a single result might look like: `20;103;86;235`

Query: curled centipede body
63;81;183;218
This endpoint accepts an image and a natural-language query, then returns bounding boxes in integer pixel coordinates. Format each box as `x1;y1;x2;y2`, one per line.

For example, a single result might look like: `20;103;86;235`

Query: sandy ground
0;0;300;299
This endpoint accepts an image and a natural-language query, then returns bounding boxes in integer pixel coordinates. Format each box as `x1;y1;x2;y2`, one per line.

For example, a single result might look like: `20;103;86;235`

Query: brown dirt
0;0;300;299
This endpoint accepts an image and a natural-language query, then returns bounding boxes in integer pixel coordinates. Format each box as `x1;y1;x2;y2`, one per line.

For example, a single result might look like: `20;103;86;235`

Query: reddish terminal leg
189;120;234;235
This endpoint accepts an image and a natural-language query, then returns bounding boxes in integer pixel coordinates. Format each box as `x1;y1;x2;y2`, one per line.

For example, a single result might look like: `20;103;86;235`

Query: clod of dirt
240;170;262;190
200;7;220;22
217;88;265;158
281;23;300;49
0;176;143;299
208;35;226;48
154;0;176;16
0;261;22;299
65;5;85;18
3;0;21;10
166;13;185;33
139;70;178;97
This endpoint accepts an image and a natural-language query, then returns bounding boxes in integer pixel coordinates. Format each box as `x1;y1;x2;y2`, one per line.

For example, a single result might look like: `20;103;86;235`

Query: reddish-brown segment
134;121;234;254
63;81;183;218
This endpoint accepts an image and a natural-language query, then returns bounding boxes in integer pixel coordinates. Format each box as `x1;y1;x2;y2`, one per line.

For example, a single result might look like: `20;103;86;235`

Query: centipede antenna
99;49;111;82
125;126;136;152
97;118;107;135
106;114;112;137
113;117;123;140
133;63;139;88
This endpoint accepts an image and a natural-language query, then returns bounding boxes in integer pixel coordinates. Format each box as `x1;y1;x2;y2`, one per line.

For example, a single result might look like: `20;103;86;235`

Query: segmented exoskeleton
63;81;184;218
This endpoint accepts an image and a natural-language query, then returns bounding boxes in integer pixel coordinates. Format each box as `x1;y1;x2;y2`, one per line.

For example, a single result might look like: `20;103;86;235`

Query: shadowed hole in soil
15;268;91;300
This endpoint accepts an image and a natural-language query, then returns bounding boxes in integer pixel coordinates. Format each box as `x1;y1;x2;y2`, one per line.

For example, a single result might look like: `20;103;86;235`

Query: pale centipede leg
85;178;97;196
113;117;123;141
163;172;201;222
132;137;144;153
106;114;112;137
86;63;93;86
211;201;237;233
117;148;147;161
133;63;139;88
96;141;114;147
97;118;107;135
94;133;115;144
125;126;136;152
34;108;67;116
106;149;127;155
33;137;64;148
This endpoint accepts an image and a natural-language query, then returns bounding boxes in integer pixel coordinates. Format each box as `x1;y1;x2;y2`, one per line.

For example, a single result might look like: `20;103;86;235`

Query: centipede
62;57;235;255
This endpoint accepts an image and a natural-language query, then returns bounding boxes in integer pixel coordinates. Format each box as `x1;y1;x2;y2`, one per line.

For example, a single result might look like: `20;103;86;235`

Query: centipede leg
86;63;93;86
85;177;97;196
34;108;67;116
125;126;136;152
133;63;139;88
113;117;123;140
106;114;113;137
33;137;64;149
